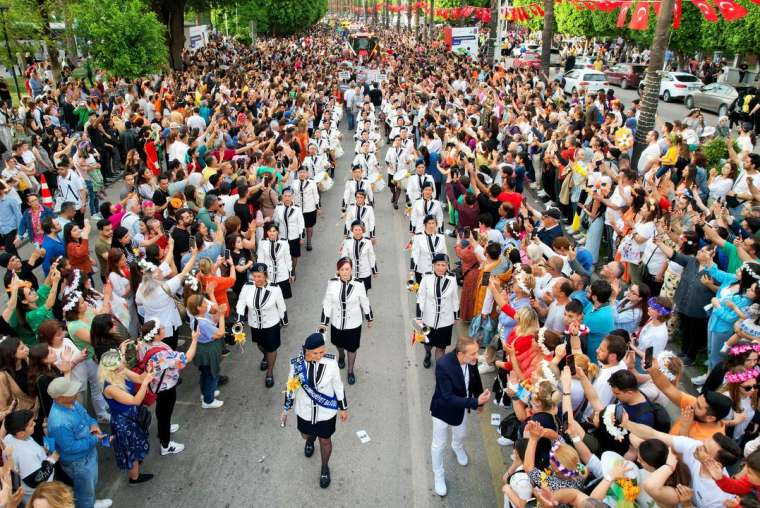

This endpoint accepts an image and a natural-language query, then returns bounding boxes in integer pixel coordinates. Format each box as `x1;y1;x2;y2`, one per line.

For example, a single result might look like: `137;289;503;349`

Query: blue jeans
346;109;355;130
198;365;218;404
85;180;99;217
708;329;732;370
61;447;98;508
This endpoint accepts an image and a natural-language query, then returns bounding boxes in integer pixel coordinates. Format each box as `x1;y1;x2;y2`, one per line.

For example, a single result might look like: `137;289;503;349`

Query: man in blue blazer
429;336;490;497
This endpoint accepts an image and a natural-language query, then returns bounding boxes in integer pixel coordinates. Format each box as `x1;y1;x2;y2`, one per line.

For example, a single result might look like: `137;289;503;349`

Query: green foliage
235;0;328;35
436;0;490;7
555;2;593;35
1;0;45;68
702;137;741;170
511;0;546;31
73;0;168;79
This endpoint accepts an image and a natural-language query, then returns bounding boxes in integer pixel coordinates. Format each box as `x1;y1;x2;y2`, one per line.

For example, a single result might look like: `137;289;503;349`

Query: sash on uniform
292;356;338;410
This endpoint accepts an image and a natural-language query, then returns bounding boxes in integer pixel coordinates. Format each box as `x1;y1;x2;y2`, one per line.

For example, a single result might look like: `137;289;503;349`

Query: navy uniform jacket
430;351;484;426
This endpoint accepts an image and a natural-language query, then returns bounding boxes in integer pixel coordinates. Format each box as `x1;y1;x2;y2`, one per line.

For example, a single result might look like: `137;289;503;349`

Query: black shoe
306;244;313;251
304;441;315;457
218;375;229;386
347;373;356;385
338;358;345;369
260;359;268;371
265;376;274;388
393;202;399;210
128;473;154;485
423;354;431;369
319;466;331;488
222;347;231;357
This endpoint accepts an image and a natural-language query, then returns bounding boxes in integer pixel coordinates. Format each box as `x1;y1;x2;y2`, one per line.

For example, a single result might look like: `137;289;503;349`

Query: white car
638;72;703;102
557;69;609;94
512;42;539;57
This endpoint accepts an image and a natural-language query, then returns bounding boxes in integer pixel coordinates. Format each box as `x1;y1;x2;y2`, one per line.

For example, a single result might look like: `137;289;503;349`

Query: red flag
673;0;682;27
616;0;633;26
582;0;597;9
689;0;719;21
521;7;530;19
714;0;748;20
628;0;650;29
653;0;661;14
529;3;545;15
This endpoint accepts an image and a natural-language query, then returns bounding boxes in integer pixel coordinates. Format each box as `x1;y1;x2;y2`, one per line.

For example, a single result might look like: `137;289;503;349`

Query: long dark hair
63;222;81;247
0;336;22;376
618;283;652;328
90;314;121;356
27;343;61;398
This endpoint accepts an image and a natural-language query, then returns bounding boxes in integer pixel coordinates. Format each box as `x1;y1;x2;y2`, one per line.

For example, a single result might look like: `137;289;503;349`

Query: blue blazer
18;205;55;242
430;351;484;426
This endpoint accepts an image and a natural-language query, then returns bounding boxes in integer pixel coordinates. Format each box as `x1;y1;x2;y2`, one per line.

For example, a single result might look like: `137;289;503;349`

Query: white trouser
430;414;467;478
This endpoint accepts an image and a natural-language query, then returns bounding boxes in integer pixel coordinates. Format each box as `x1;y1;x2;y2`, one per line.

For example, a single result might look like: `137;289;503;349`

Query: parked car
574;56;596;70
514;52;542;70
604;63;647;89
685;82;748;117
512;42;539;57
637;72;703;102
556;69;609;94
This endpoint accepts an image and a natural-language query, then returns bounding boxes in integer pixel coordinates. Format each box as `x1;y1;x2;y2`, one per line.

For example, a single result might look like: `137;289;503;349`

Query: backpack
131;345;167;406
631;394;672;433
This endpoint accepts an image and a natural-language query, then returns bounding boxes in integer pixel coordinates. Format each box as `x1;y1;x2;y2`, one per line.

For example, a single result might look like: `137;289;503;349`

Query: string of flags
353;0;757;31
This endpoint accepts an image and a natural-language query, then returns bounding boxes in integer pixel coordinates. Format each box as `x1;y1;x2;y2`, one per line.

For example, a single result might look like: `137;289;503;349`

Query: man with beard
580;334;627;420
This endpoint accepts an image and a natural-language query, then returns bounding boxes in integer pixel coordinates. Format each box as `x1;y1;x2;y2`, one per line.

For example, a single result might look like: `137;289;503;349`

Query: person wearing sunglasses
719;366;759;443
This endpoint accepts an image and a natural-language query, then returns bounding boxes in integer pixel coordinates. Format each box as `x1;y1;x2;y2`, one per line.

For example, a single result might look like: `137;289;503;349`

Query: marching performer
236;263;287;388
410;183;444;234
273;189;305;275
302;143;331;179
257;223;293;299
409;215;448;284
343;189;376;240
406;158;436;204
294;166;320;251
385;136;405;210
281;332;348;489
416;253;459;369
352;140;379;178
340;220;378;292
342;165;374;212
319;257;374;385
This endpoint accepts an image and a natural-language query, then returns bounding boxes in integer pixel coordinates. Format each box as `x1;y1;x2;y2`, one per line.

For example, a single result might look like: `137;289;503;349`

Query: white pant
431;414;467;478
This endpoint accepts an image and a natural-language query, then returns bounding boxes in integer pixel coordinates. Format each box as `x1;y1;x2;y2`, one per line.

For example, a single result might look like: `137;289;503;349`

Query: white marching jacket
410;233;448;274
257;239;292;283
342;178;375;210
302;154;331;177
236;283;287;329
273;204;305;241
340;238;378;279
320;278;374;330
410;198;444;234
344;203;376;239
405;173;436;202
293;178;320;213
415;273;460;329
285;355;348;423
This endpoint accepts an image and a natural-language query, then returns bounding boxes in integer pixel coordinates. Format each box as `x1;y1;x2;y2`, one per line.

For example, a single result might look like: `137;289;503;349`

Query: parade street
90;124;505;507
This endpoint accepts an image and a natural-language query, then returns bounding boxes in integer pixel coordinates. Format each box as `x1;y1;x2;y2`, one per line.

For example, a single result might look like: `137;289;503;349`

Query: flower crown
647;297;671;317
63;269;81;296
729;342;760;356
743;263;760;281
536;327;552;356
657;351;677;382
62;291;82;313
725;366;760;384
138;258;158;274
141;319;161;342
185;273;199;291
539;360;558;388
564;324;589;336
549;439;585;478
602;405;629;442
99;349;123;370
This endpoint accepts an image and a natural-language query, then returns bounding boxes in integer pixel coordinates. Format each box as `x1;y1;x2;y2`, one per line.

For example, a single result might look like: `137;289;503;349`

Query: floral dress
104;380;149;470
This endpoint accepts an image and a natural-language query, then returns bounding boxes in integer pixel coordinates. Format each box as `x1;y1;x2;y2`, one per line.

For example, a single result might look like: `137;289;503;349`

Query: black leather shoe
423;354;431;369
338;358;345;369
393;202;399;210
265;376;274;388
218;375;229;386
304;441;315;457
259;359;268;371
306;244;313;251
319;466;331;488
347;373;356;385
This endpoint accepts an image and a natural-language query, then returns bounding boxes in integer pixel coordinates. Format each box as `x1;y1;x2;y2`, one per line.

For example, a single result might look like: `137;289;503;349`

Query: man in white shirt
637;130;661;176
53;156;87;220
186;107;207;132
343;84;358;130
581;334;628;420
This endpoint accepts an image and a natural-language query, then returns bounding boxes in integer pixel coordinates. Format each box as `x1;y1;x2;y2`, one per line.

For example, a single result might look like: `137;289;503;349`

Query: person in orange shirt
198;257;236;318
63;221;93;275
647;356;733;440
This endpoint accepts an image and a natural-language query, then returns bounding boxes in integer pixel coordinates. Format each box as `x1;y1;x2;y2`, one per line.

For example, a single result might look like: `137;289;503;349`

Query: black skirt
297;415;337;439
303;210;317;228
330;325;362;352
278;279;293;299
250;324;281;352
288;238;302;258
427;324;453;349
359;276;371;292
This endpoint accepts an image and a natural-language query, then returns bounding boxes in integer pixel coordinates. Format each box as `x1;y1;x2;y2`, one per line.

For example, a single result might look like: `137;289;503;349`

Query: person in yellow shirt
660;134;680;167
647;357;732;440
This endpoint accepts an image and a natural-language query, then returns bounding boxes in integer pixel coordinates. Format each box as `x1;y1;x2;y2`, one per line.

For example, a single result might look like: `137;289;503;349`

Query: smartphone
481;272;492;287
100;435;111;448
567;354;576;376
644;346;654;370
10;470;20;493
614;403;626;426
194;319;200;333
225;249;231;259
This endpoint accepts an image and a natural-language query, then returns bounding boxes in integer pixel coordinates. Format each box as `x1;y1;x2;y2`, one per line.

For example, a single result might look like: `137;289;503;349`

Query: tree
149;0;186;71
73;0;168;79
228;0;328;39
540;0;555;75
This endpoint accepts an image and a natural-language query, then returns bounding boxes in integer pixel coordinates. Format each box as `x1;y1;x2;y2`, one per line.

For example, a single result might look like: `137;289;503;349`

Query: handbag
160;283;187;320
133;405;152;433
469;315;496;347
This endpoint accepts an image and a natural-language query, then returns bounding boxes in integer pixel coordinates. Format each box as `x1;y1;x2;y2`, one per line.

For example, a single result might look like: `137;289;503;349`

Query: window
674;74;699;82
584;74;607;82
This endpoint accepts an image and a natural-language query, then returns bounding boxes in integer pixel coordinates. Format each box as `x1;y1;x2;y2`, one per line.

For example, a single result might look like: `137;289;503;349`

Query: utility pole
0;5;20;102
631;0;675;168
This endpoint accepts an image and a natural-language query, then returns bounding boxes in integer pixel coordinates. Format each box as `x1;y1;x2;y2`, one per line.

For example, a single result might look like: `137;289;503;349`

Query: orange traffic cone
40;174;53;208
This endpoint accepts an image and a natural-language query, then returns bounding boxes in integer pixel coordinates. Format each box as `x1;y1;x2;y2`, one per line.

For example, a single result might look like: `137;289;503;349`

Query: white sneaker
433;474;447;497
170;424;179;434
97;415;111;425
691;374;708;386
201;399;224;409
453;447;468;466
538;190;548;197
478;363;495;374
497;437;514;447
160;441;185;455
200;390;220;402
529;182;538;189
94;500;113;508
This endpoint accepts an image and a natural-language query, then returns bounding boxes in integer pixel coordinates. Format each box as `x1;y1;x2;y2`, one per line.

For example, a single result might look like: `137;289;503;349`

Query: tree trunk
428;0;434;40
631;0;675;168
540;0;554;76
151;0;186;71
487;0;499;64
411;0;417;31
397;1;402;29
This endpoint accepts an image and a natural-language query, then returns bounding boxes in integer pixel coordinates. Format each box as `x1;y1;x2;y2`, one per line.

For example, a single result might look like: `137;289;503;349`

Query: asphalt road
87;124;511;508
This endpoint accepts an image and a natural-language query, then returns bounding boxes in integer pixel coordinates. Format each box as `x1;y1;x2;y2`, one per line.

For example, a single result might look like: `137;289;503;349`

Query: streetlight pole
0;5;20;102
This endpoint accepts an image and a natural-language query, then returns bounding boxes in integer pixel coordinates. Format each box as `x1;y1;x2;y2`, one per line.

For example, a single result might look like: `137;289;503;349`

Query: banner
443;26;479;60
